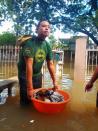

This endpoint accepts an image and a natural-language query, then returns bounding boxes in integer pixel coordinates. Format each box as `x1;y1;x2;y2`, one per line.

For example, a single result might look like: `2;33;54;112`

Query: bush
0;32;17;45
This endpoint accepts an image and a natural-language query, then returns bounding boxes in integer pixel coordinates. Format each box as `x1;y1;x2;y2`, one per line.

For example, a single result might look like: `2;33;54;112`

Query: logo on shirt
35;49;45;62
23;47;33;57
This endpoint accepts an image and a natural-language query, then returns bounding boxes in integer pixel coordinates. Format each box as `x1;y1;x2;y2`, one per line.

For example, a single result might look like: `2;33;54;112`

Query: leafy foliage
0;0;98;45
0;32;16;45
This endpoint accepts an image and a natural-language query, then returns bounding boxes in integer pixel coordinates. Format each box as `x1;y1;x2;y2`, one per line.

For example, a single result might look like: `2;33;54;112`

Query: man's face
37;21;50;38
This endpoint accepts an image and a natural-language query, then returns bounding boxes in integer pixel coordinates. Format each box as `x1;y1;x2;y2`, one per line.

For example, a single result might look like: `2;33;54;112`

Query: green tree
0;0;98;45
0;32;16;45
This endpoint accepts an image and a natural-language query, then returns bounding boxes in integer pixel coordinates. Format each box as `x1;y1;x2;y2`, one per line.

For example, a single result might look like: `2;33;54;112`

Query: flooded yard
0;62;98;131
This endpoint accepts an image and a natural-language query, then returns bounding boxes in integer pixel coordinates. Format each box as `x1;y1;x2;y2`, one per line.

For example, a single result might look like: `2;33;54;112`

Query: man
17;20;59;105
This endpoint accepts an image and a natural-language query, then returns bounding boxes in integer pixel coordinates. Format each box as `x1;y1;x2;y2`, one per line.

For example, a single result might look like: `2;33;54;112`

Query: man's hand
27;88;34;100
52;83;61;91
85;82;93;92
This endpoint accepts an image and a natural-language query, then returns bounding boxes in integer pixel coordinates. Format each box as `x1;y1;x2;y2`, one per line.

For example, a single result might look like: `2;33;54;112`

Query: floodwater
0;62;98;131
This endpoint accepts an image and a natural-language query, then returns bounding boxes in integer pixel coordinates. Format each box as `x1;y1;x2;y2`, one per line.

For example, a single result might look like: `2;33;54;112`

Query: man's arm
85;66;98;92
25;57;34;99
47;60;59;89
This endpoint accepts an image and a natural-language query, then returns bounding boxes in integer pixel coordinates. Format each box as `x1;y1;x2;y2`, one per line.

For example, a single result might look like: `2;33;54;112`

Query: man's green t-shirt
18;36;53;78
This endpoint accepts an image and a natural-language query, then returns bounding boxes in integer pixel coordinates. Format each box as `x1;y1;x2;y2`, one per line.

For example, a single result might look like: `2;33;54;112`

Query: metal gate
85;46;98;79
0;45;20;79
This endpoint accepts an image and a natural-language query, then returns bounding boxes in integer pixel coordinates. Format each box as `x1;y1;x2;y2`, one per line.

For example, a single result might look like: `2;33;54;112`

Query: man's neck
37;35;46;41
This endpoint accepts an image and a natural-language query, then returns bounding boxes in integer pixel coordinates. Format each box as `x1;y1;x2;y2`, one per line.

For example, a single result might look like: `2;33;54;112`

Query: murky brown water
0;62;98;131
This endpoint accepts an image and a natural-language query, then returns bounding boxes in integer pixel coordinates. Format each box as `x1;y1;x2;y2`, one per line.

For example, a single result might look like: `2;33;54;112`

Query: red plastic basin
31;88;70;114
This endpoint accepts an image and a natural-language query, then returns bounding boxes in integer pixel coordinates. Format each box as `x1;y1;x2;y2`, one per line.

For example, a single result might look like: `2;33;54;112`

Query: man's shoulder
45;40;51;48
43;39;50;46
16;35;36;46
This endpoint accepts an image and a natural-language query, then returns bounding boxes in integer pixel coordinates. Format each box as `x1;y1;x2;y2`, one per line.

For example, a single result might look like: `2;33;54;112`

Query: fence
85;45;98;79
0;45;64;79
0;45;20;79
0;45;98;80
0;45;20;61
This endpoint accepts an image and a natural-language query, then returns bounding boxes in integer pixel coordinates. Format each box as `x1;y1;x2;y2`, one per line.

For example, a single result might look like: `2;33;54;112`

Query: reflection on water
43;71;73;90
0;89;8;105
0;62;98;131
0;62;18;79
0;79;18;105
0;86;18;105
61;74;73;90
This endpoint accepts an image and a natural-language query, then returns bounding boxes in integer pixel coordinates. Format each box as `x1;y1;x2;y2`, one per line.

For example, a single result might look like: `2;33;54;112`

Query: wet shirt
18;36;53;78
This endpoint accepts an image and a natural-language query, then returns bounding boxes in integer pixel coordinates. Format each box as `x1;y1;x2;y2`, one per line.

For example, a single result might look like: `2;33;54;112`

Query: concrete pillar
74;37;87;82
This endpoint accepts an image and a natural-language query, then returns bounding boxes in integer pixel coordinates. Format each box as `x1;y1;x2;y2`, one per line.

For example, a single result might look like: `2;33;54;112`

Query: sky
0;20;73;39
0;21;14;33
53;29;72;39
